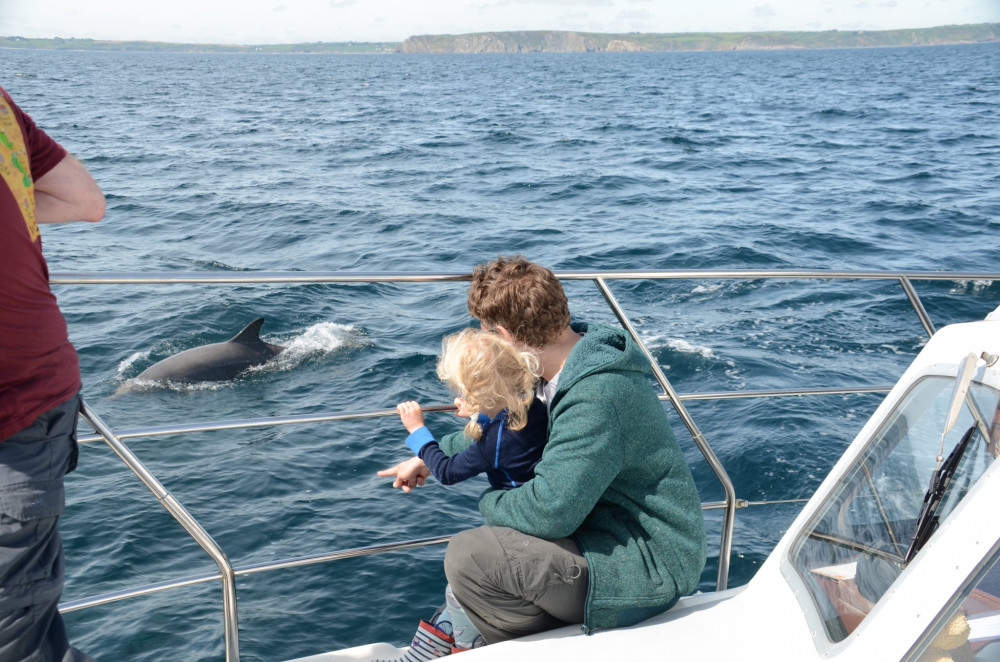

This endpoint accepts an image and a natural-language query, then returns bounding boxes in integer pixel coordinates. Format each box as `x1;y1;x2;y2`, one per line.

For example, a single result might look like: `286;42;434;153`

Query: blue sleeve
405;426;437;454
418;441;491;486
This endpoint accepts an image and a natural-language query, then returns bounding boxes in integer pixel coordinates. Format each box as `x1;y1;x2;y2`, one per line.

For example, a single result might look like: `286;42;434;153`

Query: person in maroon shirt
0;86;104;661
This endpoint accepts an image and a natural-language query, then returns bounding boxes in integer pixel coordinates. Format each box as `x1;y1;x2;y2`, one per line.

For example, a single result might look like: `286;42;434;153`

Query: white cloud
1;0;997;44
510;0;613;4
617;9;653;20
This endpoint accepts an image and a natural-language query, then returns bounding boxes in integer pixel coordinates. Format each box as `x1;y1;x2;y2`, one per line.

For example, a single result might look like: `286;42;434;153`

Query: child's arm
395;401;491;486
418;441;491;486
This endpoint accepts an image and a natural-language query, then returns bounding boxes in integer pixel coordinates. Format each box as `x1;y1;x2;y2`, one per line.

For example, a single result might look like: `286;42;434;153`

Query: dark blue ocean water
4;44;1000;661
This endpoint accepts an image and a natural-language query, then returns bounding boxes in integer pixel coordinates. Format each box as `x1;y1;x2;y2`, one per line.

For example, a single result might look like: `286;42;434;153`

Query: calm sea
4;43;1000;661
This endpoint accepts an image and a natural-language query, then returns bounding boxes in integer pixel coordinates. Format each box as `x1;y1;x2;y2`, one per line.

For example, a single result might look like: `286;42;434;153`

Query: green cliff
397;23;1000;53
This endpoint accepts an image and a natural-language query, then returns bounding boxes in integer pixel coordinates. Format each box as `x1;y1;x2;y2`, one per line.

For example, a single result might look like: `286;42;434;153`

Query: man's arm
34;153;105;224
438;428;476;456
479;396;624;539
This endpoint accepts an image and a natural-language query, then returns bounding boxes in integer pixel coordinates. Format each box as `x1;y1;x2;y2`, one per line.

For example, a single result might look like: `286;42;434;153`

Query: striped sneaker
372;620;454;662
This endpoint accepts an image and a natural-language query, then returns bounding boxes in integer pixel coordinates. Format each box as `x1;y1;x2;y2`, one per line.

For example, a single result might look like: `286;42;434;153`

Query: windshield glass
907;544;1000;661
789;375;1000;643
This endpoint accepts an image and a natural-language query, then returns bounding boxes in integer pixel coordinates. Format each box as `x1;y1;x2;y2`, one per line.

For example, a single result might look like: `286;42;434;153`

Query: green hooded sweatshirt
440;323;707;632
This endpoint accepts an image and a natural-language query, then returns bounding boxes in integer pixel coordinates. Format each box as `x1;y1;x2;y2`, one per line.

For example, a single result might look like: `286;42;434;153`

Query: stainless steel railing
53;268;996;661
78;402;241;658
50;268;1000;285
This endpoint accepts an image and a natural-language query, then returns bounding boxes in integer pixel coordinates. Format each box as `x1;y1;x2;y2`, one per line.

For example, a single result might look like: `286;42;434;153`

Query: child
396;328;548;491
384;328;548;660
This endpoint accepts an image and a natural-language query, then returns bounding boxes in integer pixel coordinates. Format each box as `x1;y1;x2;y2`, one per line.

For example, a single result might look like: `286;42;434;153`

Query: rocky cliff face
395;25;1000;54
605;39;643;52
398;31;616;53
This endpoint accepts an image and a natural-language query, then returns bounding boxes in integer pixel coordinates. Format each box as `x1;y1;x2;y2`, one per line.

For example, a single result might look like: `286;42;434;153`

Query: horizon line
4;21;998;48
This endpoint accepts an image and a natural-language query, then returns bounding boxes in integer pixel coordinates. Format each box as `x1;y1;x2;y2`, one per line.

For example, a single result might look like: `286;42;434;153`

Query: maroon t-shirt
0;87;78;440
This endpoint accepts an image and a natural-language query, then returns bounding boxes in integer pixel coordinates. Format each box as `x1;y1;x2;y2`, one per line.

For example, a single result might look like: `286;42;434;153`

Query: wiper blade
903;424;978;565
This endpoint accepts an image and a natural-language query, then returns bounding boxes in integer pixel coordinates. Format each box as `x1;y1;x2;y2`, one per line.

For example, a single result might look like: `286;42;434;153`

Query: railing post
898;276;936;337
592;278;737;591
78;400;241;661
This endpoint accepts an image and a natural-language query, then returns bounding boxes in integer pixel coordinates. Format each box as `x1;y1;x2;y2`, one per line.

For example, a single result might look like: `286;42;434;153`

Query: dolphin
132;318;285;383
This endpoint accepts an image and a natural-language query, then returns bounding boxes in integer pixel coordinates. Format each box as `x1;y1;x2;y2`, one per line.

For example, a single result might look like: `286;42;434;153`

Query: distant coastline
3;23;998;54
0;36;397;54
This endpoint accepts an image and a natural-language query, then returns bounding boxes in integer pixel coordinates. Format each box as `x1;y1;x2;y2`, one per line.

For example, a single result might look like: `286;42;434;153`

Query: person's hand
377;456;431;493
453;396;475;418
396;401;425;433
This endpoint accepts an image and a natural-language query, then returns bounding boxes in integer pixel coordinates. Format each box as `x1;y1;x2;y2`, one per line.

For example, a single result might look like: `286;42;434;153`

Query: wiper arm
903;424;977;565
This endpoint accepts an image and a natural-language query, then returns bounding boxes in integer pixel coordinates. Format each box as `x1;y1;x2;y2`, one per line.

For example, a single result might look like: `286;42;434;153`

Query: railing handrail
59;535;454;614
50;267;1000;285
78;401;242;661
75;405;458;444
57;267;1000;661
75;388;895;445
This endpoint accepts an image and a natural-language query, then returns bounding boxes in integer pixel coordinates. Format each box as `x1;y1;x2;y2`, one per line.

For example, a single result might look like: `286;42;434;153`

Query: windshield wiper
903;424;978;565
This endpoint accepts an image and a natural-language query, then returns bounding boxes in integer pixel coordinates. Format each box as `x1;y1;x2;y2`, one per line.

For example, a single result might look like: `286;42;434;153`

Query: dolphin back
132;318;285;383
229;317;285;355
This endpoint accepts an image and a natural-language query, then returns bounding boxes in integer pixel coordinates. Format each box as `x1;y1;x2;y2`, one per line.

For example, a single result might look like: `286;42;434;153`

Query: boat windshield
906;543;1000;662
789;375;1000;643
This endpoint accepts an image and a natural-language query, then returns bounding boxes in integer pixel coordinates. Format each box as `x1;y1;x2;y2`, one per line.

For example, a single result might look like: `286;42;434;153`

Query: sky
2;0;998;45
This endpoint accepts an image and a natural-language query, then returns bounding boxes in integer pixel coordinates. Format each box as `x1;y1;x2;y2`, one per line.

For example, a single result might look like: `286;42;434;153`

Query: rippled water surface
4;44;1000;660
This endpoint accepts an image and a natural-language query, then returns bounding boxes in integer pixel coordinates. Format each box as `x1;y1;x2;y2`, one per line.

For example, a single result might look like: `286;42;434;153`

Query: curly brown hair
467;256;570;348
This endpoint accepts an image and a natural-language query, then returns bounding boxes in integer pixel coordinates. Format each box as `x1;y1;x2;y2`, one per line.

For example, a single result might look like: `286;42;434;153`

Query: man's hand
377;456;431;493
396;401;426;433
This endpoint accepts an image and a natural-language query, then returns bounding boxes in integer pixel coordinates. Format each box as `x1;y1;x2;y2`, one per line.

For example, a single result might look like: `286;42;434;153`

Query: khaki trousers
443;526;588;644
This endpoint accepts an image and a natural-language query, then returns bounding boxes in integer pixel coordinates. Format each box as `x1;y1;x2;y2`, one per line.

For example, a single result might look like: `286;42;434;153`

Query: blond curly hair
437;328;542;441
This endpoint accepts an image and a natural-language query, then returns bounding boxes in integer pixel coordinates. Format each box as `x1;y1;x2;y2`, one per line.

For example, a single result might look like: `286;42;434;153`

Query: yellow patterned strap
0;96;38;242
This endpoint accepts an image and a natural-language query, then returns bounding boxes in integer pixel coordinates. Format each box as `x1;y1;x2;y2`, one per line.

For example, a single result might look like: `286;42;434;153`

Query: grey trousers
0;395;94;662
443;526;588;644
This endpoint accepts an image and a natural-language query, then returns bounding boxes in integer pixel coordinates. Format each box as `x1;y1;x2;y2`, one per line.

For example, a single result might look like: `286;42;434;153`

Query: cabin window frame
781;374;1000;652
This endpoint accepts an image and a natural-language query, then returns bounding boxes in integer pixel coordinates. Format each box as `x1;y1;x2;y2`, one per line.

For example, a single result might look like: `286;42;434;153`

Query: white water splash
249;321;364;374
666;338;716;358
950;279;995;294
641;333;716;359
116;350;151;381
119;377;230;394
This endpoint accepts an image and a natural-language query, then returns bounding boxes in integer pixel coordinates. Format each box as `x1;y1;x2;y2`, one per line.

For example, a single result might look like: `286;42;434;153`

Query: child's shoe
402;619;454;660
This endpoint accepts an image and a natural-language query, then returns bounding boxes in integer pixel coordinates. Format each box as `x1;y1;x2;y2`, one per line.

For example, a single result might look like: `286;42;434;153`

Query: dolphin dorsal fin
229;318;266;345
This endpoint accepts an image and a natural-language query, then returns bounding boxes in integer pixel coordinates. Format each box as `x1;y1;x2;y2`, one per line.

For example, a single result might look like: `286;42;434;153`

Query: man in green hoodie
381;256;706;646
